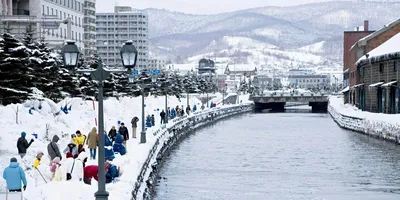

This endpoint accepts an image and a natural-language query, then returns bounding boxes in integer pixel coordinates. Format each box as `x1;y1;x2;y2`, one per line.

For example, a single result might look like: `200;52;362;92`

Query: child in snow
63;139;78;158
33;152;49;186
83;165;99;185
50;157;65;181
105;161;120;184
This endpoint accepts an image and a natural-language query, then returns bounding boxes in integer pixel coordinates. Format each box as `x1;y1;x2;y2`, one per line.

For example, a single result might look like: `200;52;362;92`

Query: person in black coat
17;132;34;158
151;114;155;126
108;126;117;142
118;123;129;146
160;110;166;124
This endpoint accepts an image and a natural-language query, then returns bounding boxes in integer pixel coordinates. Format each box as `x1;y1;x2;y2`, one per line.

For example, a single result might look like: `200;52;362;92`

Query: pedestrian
201;104;205;110
193;104;197;112
3;157;27;192
50;157;65;181
17;131;34;158
47;135;62;161
160;110;166;124
87;127;98;160
112;132;126;156
105;161;120;184
33;152;49;187
119;123;129;148
151;114;155;126
181;108;185;116
75;130;86;153
63;139;78;159
186;105;191;115
108;126;117;142
83;165;99;185
130;116;139;138
65;153;88;181
104;134;115;161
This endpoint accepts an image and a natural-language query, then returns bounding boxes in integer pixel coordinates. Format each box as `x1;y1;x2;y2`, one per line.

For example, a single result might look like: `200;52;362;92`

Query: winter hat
10;157;17;163
52;157;61;164
121;123;125;125
21;132;26;137
37;151;44;157
76;130;81;134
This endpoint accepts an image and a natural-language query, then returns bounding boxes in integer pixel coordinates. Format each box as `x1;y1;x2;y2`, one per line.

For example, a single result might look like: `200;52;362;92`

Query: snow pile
0;95;204;200
356;32;400;64
328;96;400;143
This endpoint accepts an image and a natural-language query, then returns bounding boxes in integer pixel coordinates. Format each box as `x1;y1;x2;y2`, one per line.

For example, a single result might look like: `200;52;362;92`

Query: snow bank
328;96;400;143
131;103;253;199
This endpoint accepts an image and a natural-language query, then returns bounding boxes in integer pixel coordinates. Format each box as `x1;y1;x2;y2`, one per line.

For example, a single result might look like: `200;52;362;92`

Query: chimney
356;27;359;31
364;20;369;31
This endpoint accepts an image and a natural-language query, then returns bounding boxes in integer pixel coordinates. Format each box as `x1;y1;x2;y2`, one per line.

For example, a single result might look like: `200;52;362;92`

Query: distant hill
145;1;400;69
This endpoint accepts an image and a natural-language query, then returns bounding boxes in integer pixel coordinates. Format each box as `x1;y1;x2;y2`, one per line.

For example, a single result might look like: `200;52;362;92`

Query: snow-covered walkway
328;96;400;143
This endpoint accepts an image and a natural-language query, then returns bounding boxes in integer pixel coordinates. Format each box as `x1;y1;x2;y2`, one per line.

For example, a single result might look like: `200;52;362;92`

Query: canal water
153;111;400;200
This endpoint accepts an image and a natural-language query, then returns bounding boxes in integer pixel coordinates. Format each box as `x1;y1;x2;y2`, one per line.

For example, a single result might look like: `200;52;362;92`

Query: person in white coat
65;153;88;181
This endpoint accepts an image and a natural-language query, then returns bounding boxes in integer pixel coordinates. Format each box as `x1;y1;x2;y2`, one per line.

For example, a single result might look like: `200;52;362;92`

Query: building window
394;61;397;72
72;31;74;39
60;11;62;19
51;8;53;15
379;63;384;73
60;28;63;37
42;5;44;14
47;6;49;15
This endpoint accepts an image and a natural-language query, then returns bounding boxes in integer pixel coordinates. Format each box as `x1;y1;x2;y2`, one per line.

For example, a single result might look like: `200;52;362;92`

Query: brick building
342;20;374;103
348;18;400;106
356;32;400;113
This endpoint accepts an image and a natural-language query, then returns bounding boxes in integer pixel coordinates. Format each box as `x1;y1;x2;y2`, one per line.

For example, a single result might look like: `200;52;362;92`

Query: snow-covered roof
341;86;349;93
356;32;400;65
369;82;384;87
227;64;256;71
382;81;397;87
353;18;400;48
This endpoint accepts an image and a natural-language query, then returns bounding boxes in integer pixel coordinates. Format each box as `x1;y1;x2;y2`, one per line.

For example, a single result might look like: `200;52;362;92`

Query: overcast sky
96;0;338;14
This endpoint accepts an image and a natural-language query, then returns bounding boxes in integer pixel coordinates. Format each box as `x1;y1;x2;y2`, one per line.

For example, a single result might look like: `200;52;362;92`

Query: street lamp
62;40;137;200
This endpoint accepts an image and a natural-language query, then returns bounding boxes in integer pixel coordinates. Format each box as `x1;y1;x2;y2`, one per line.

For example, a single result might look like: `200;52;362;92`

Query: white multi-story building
0;0;85;51
149;58;166;69
96;6;149;68
83;0;96;55
288;74;330;89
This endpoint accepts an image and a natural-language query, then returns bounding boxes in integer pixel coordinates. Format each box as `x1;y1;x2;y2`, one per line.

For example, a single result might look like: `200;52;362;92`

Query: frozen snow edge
328;97;400;144
132;104;253;200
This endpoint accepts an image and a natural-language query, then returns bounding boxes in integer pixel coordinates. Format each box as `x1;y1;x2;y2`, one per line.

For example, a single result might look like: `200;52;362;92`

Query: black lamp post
61;40;137;200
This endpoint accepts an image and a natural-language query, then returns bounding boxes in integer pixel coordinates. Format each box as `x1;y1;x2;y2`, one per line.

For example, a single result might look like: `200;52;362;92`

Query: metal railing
131;104;253;199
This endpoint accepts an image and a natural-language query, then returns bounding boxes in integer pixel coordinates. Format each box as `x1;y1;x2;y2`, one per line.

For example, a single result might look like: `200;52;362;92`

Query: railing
131;104;253;200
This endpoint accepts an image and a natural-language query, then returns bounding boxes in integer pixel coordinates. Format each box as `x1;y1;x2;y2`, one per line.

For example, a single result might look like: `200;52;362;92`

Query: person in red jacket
83;165;98;185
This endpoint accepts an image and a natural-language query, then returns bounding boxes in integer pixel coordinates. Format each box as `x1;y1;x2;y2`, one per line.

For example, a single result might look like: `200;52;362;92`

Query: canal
153;111;400;200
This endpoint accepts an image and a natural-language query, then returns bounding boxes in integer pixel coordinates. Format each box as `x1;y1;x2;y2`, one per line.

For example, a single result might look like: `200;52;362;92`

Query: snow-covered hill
147;1;400;66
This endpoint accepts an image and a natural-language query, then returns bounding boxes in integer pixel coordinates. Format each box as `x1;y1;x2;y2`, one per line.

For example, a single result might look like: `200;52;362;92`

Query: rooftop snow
356;32;400;64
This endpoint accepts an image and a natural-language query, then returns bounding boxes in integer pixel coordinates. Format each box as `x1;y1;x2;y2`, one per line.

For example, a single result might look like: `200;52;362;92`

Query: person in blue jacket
104;134;115;161
105;161;120;184
2;157;27;192
112;133;126;156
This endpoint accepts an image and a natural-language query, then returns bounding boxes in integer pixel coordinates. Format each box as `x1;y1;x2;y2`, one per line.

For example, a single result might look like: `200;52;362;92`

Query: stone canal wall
328;97;400;144
131;104;253;200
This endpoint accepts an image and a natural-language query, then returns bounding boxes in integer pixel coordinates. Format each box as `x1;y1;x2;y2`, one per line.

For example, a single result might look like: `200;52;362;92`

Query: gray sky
96;0;337;14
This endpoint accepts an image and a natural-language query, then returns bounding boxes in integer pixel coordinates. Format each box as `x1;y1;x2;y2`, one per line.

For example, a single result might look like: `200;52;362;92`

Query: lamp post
135;69;160;143
61;40;137;200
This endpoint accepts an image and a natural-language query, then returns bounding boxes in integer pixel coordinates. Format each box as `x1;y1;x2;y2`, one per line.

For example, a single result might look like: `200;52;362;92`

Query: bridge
249;93;329;112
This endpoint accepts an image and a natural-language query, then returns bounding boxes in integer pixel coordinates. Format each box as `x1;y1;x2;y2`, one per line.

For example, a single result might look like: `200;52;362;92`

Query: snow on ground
329;96;400;125
0;94;203;199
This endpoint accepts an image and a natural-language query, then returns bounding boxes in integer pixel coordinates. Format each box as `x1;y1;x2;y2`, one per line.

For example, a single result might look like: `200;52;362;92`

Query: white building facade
96;6;149;68
0;0;85;51
288;74;330;89
83;0;96;55
149;58;166;69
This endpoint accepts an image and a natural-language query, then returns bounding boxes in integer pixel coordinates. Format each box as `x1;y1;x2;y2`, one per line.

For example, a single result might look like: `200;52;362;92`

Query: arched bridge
249;94;329;112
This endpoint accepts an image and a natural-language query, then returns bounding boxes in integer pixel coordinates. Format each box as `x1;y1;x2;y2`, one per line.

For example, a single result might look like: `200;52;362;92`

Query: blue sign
140;69;150;74
131;69;139;76
153;69;161;75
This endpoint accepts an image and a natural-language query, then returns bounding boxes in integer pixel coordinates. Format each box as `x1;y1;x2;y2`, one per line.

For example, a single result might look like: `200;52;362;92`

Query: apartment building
83;0;96;55
0;0;85;50
96;6;149;68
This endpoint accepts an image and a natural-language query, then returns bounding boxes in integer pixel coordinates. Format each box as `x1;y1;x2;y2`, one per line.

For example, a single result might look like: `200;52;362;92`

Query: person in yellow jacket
75;130;87;153
33;152;44;172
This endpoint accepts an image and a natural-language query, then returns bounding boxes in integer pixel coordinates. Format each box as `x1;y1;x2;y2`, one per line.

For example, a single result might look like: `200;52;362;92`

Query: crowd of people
3;102;211;193
2;120;138;192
